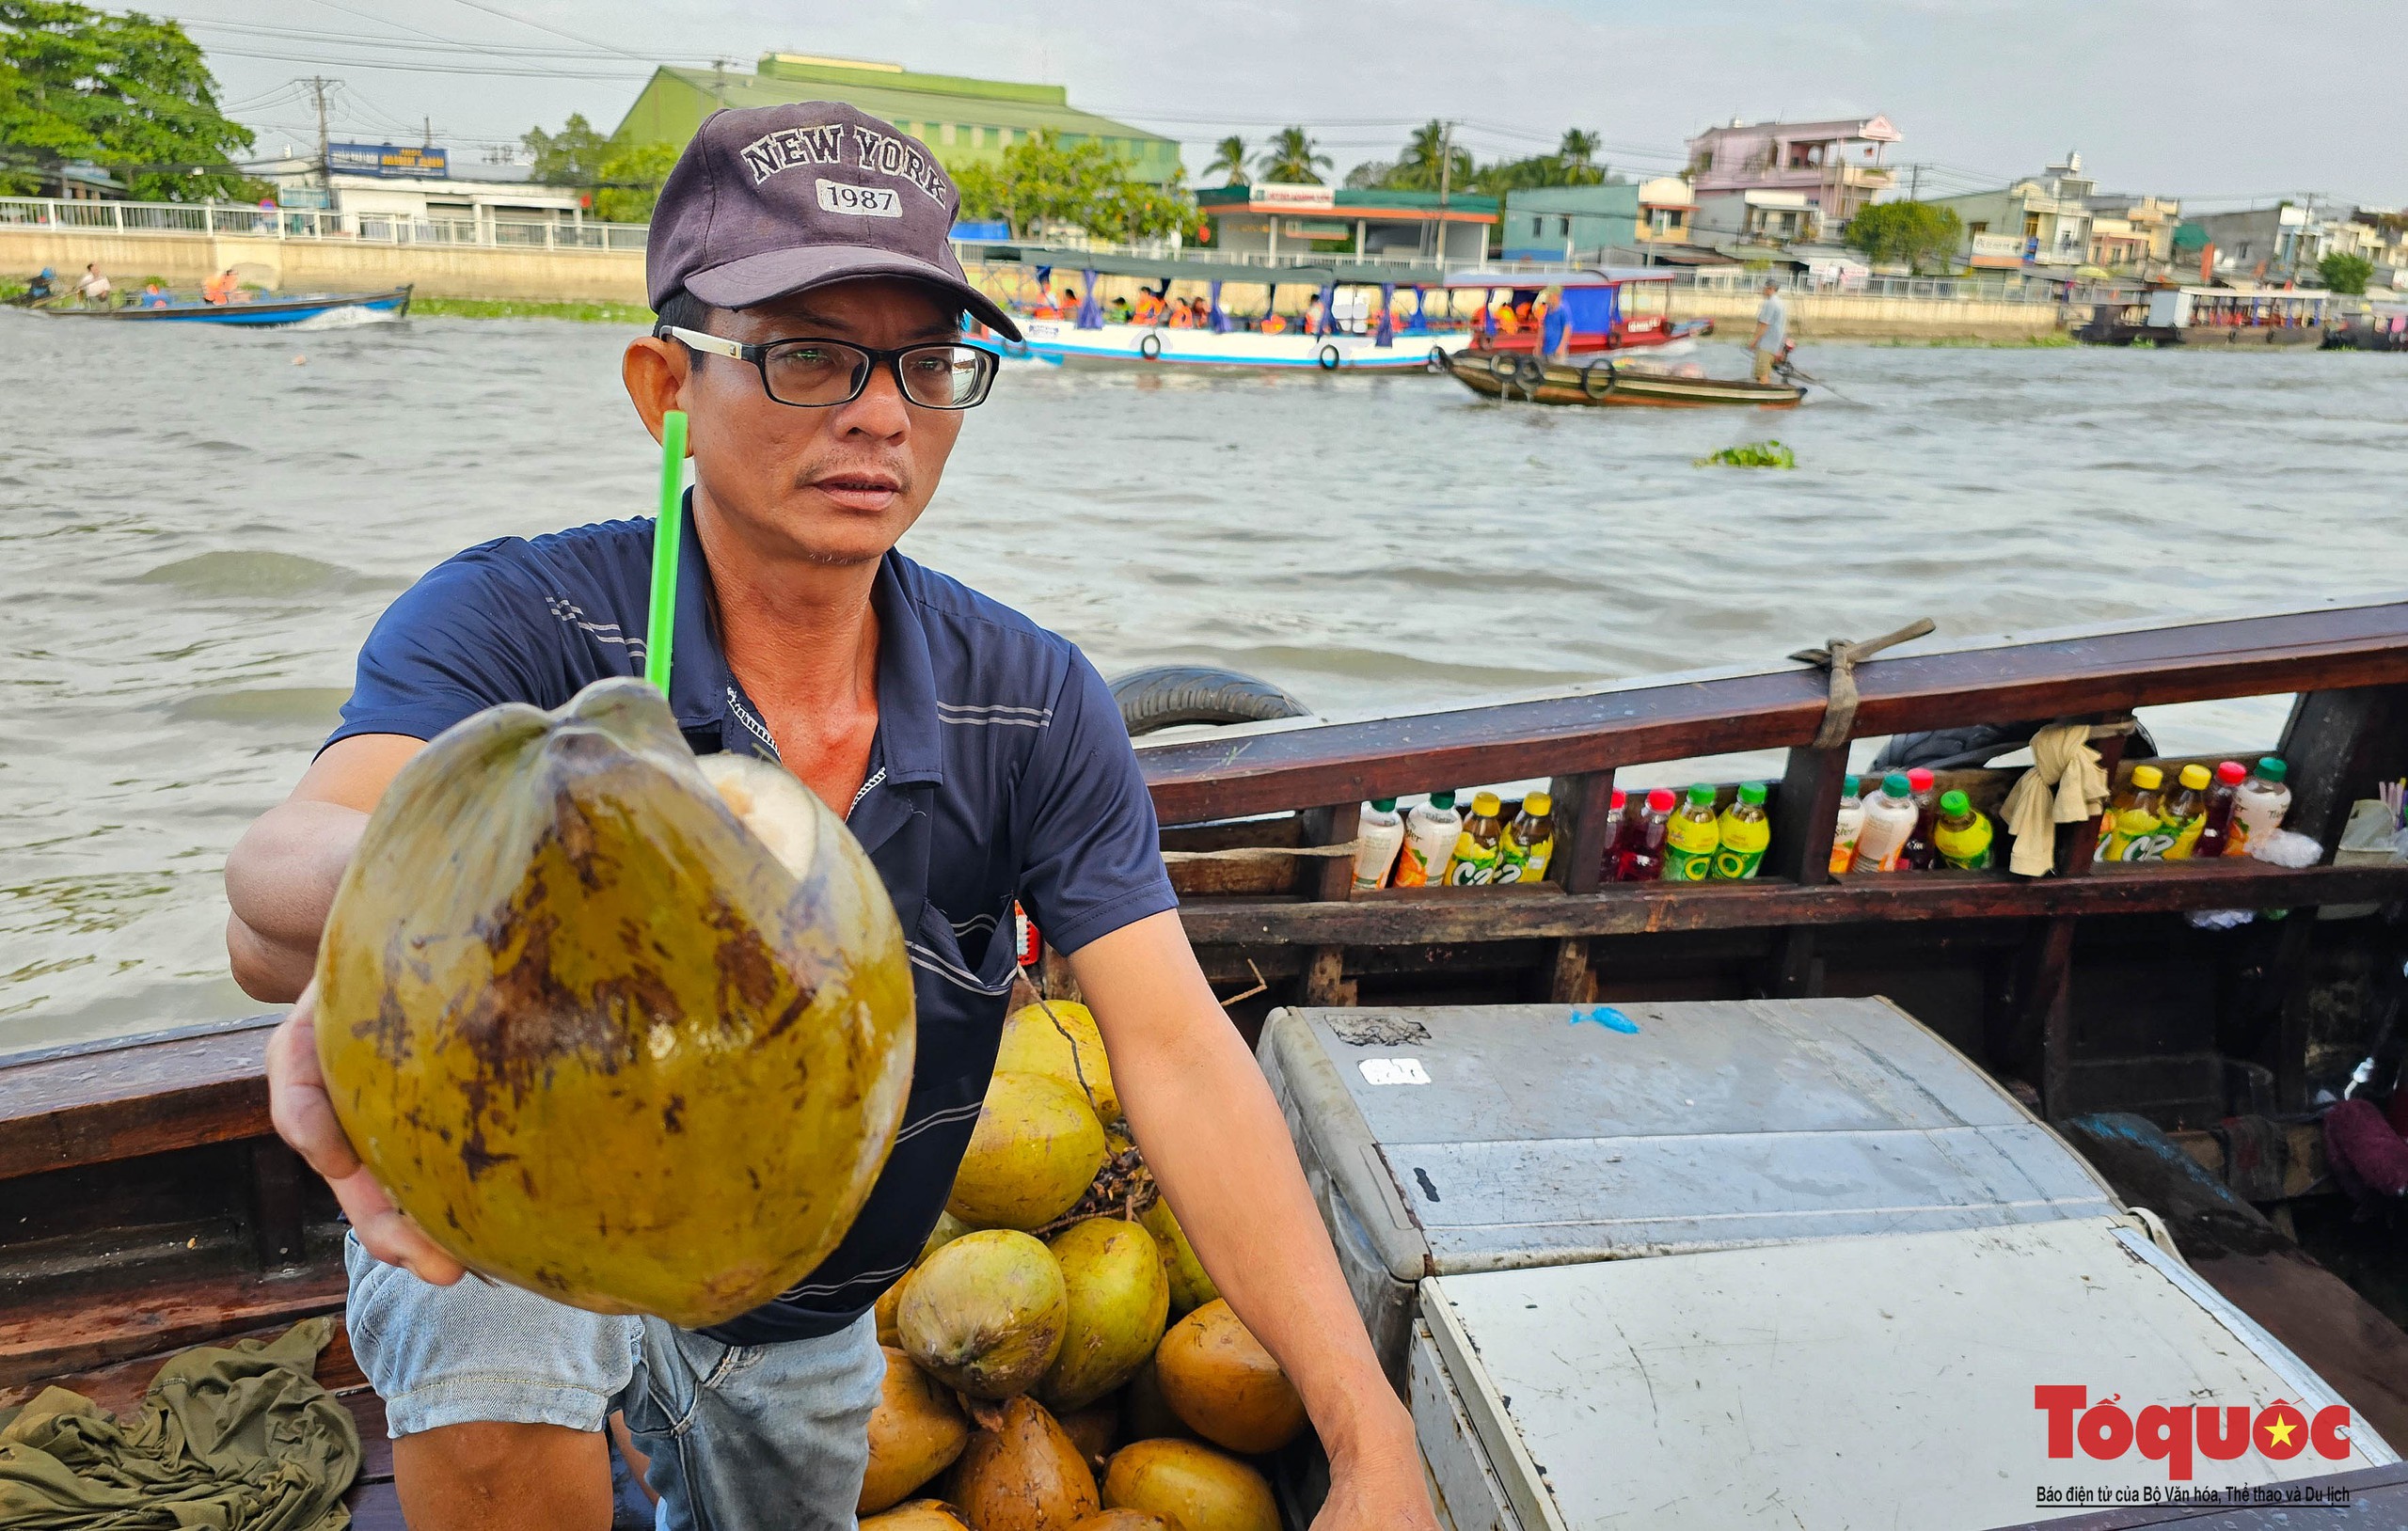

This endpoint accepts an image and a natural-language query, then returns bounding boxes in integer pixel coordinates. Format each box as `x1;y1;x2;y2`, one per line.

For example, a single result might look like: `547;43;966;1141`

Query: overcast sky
184;0;2400;211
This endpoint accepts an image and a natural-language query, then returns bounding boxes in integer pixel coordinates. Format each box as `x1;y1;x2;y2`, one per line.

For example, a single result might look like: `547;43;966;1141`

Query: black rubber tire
1108;665;1314;736
1869;719;2161;775
1317;344;1341;371
1426;345;1449;372
1139;332;1162;360
1486;351;1517;381
1581;358;1617;399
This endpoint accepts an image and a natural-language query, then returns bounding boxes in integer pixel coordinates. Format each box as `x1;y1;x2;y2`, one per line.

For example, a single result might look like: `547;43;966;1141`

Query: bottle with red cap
1899;766;1941;870
2179;761;2249;860
1613;787;1676;882
1596;787;1629;882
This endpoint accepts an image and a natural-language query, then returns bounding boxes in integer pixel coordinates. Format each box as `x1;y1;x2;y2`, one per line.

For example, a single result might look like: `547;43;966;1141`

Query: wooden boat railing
5;597;2407;1390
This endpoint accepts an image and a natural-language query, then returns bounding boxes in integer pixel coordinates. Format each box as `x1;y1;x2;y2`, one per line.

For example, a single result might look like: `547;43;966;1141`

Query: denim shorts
345;1234;885;1531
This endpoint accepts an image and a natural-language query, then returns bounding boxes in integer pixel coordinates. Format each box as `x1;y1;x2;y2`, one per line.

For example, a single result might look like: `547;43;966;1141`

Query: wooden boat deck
5;598;2407;1510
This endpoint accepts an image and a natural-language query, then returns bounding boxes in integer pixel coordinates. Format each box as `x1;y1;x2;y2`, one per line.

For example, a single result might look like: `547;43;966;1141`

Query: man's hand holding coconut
228;101;1438;1531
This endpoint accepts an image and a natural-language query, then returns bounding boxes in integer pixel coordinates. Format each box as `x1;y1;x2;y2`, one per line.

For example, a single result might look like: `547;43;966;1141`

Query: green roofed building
612;54;1182;184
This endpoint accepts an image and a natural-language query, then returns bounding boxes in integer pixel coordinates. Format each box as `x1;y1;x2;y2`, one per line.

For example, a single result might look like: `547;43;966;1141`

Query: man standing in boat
1751;276;1789;382
226;102;1438;1531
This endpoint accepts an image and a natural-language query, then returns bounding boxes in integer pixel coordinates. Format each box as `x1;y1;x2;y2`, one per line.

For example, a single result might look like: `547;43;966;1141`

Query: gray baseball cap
646;102;1021;340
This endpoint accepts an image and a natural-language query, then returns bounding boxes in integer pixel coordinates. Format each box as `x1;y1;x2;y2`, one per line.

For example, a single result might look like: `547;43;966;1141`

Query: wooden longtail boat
34;286;414;327
1444;345;1807;407
7;600;2408;1523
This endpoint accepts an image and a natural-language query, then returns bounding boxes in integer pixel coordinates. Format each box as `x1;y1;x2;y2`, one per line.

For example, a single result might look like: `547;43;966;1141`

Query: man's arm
1071;912;1439;1531
226;734;426;1002
231;731;467;1284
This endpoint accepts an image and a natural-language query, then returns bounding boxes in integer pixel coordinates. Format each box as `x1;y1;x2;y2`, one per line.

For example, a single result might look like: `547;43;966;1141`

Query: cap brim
685;244;1022;342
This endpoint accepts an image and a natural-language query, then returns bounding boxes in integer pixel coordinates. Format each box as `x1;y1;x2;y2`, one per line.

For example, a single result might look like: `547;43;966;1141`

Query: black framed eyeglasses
656;325;999;410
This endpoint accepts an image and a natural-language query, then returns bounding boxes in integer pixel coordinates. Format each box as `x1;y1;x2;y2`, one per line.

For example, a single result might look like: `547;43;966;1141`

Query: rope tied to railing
1789;618;1937;750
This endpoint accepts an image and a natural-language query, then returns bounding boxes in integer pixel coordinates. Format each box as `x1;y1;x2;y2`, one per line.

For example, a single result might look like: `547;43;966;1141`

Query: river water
4;311;2404;1051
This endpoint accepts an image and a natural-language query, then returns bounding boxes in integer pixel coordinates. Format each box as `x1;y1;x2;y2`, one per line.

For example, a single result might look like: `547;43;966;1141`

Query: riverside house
1929;153;2098;273
1683;115;1900;232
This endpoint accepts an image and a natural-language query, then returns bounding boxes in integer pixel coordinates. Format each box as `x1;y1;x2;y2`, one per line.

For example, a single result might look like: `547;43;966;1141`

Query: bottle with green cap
1830;773;1865;875
1664;782;1721;881
1495;790;1557;883
1352;797;1405;892
2229;756;2290;857
1393;790;1462;888
1933;790;1994;870
1712;781;1771;879
1852;772;1919;872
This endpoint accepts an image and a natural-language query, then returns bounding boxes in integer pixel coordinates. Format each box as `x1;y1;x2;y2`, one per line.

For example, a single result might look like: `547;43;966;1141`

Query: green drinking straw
644;410;688;694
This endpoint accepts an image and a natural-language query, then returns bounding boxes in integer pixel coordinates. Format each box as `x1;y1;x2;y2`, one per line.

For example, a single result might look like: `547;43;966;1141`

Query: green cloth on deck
0;1317;358;1530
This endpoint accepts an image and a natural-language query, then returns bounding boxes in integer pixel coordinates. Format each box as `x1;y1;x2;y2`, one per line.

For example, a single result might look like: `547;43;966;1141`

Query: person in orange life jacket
1165;298;1195;328
1259;308;1288;334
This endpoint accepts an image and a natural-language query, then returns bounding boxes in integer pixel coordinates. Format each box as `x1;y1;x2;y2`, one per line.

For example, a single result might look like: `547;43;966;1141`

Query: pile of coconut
863;999;1303;1531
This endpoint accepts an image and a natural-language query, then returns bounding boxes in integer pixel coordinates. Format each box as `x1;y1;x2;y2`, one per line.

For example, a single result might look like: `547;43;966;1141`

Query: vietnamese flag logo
2258;1400;2308;1460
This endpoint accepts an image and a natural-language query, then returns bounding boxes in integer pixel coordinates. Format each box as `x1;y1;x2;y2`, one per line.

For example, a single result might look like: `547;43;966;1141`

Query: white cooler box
1258;998;2123;1382
1407;1216;2396;1530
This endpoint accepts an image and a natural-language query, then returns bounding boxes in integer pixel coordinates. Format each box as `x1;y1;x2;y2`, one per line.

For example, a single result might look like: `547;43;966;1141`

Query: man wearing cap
227;103;1438;1531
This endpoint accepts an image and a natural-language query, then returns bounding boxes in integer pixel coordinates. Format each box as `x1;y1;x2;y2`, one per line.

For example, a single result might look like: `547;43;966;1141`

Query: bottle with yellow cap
1444;791;1508;885
2099;765;2166;863
1494;791;1557;883
2157;764;2214;860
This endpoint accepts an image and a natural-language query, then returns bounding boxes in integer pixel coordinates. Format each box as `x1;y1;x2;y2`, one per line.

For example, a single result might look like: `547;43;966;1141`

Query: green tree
1204;134;1247;186
951;129;1192;242
1844;199;1965;272
522;112;609;187
1256;125;1329;185
0;1;254;199
1558;128;1600;174
1383;119;1471;193
593;138;677;222
2318;251;2372;294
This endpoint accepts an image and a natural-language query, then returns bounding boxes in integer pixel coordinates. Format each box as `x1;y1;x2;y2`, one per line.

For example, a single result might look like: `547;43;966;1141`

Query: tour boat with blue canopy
962;245;1483;372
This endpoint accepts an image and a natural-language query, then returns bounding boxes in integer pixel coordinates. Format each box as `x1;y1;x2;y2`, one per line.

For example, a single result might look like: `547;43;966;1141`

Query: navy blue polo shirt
329;507;1178;1343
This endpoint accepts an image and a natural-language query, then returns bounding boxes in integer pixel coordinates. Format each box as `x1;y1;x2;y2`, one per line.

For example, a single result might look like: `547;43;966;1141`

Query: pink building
1685;115;1902;233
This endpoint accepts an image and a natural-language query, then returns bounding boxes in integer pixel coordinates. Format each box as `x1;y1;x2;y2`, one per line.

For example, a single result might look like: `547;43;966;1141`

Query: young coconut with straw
226;100;1438;1531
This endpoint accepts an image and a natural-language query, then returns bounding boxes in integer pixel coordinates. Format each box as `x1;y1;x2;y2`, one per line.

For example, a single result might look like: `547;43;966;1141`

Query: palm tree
1256;126;1331;185
1559;128;1601;170
1205;135;1249;187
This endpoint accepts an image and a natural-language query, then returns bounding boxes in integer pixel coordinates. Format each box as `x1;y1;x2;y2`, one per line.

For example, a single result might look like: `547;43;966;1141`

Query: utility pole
302;76;334;185
1908;162;1922;201
1436;120;1454;273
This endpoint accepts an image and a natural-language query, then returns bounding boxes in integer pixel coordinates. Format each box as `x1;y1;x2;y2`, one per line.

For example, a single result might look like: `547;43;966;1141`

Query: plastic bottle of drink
1933;790;1994;870
2184;762;2248;860
1351;797;1405;892
1900;766;1941;870
1495;791;1557;883
1596;787;1630;883
1445;791;1508;885
1713;781;1771;879
1853;772;1919;872
1392;791;1462;888
2228;757;2292;858
1614;787;1676;882
1664;783;1721;882
2099;766;2167;863
1829;774;1865;875
2150;766;2211;861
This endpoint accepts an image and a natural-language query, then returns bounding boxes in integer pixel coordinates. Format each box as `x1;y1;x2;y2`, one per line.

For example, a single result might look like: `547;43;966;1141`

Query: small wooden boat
1434;267;1715;355
39;285;413;327
1444;344;1806;407
8;600;2408;1523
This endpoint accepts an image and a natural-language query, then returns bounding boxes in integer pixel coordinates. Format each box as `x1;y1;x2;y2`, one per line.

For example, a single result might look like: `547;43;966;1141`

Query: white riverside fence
0;196;646;251
0;196;2060;303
